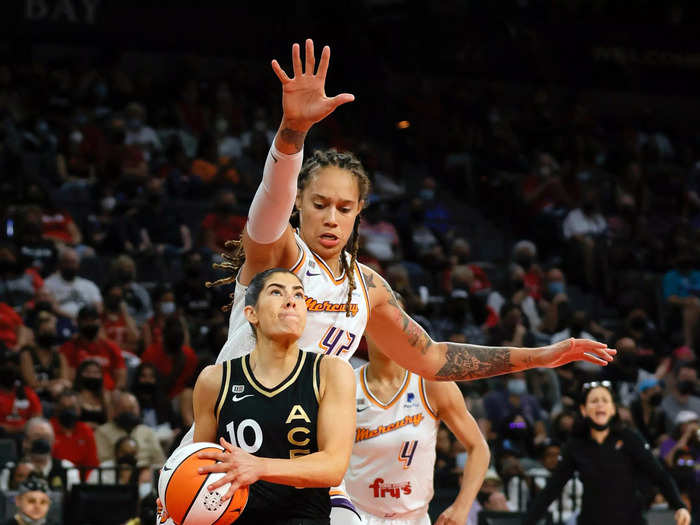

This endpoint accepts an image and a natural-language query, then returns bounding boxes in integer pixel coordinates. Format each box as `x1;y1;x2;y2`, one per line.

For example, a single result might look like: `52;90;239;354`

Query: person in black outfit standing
524;381;691;525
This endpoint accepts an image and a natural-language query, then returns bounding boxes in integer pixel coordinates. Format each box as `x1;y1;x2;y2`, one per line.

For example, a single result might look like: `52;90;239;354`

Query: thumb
328;93;355;109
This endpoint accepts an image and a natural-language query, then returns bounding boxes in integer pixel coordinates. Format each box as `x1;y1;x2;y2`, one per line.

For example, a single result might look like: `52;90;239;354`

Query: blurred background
0;1;699;524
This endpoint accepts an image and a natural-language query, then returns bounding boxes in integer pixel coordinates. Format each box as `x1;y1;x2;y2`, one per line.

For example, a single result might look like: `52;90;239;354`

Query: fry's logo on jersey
305;296;359;316
355;413;424;442
369;478;412;498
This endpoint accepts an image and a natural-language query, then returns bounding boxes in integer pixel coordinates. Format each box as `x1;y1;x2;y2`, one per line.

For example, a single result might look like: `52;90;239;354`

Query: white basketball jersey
216;233;371;364
344;366;439;520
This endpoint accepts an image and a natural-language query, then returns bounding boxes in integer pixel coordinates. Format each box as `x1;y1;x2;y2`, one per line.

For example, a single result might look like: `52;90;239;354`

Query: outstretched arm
239;39;355;284
363;268;615;381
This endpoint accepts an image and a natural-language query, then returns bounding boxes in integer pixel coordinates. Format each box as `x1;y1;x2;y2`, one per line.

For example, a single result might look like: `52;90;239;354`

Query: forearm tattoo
279;127;307;152
436;343;513;381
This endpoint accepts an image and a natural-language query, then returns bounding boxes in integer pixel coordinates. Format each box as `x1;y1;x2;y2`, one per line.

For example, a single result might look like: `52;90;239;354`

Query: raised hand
271;39;354;134
541;338;616;368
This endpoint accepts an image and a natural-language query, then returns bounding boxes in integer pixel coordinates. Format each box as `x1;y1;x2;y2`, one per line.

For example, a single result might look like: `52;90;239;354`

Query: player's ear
243;305;258;326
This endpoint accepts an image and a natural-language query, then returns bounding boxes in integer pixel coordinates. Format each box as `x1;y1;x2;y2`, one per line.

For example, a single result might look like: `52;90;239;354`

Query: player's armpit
192;364;223;443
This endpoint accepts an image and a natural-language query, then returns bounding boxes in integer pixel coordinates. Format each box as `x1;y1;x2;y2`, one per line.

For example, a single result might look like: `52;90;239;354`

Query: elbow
326;472;345;487
326;462;347;487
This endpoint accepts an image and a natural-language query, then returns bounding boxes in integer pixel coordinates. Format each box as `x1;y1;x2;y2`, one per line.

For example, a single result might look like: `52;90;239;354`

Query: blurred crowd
0;40;699;524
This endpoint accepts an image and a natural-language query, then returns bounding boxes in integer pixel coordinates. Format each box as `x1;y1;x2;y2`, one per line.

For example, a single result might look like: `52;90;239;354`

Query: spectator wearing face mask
109;254;153;326
131;363;179;450
5;474;52;525
141;287;181;350
100;282;139;354
49;390;99;480
88;435;155;499
562;188;609;292
94;392;165;468
0;417;80;492
19;310;70;404
43;247;102;319
615;308;668;375
135;179;192;257
124;102;161;163
661;362;700;429
488;302;536;349
0;347;42;436
483;372;545;435
15;206;58;277
73;359;110;429
660;411;700;475
140;315;198;400
630;377;668;447
60;305;126;391
23;289;74;343
0;242;43;311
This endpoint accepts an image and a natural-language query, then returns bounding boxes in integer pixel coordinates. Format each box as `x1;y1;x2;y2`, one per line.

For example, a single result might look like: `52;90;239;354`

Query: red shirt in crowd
200;212;247;251
50;416;99;479
101;313;131;350
0;303;23;349
141;342;198;399
41;211;76;243
0;385;42;431
60;337;126;390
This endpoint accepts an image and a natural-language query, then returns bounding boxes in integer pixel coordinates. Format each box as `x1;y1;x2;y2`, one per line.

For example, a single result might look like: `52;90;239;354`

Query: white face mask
159;302;176;315
17;511;47;525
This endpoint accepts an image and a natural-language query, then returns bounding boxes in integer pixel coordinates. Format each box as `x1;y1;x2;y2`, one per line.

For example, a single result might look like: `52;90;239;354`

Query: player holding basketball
192;39;616;524
344;330;490;525
192;268;355;524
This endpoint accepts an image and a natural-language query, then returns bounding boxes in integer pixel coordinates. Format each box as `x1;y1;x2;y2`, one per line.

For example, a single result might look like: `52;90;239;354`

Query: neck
590;427;610;443
366;348;406;383
250;335;300;372
299;232;344;275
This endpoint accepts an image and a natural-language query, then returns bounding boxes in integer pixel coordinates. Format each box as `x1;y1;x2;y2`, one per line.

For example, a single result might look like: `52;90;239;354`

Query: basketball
158;442;248;525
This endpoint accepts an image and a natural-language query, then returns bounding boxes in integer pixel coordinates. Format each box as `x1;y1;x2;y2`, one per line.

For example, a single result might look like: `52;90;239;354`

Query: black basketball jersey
215;349;330;523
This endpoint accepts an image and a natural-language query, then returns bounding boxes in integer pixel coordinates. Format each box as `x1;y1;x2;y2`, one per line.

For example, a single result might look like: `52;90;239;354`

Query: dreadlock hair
207;148;371;315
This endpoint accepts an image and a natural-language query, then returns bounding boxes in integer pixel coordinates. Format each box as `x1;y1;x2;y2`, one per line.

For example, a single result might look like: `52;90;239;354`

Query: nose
323;207;338;227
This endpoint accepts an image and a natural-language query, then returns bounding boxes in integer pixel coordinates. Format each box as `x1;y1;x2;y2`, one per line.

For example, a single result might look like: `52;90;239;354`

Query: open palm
271;39;354;129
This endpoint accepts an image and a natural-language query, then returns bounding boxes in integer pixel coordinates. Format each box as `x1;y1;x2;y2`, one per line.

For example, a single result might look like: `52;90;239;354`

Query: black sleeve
523;440;577;525
623;429;686;511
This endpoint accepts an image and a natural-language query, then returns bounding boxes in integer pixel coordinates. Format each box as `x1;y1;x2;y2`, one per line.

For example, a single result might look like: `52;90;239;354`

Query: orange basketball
158;442;248;525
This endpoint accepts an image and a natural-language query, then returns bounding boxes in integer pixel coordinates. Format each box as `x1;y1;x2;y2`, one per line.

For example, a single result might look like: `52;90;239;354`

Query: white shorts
356;509;430;525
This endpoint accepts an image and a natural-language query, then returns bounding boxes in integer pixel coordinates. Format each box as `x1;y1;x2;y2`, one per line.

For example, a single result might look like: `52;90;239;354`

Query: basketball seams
181;473;215;524
164;445;222;521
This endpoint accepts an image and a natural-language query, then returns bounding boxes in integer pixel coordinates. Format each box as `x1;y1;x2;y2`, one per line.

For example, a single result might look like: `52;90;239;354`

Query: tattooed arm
362;267;616;381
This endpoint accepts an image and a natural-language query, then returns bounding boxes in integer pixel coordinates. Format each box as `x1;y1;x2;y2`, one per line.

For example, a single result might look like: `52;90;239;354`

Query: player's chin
309;239;345;259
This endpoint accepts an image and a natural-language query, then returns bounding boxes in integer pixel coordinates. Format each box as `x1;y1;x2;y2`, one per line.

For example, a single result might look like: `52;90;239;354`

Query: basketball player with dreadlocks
185;39;616;524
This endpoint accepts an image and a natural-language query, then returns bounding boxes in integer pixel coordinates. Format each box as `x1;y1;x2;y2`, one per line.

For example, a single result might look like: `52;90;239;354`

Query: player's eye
313;202;324;209
295;292;304;299
271;289;281;295
339;207;351;213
